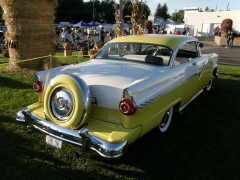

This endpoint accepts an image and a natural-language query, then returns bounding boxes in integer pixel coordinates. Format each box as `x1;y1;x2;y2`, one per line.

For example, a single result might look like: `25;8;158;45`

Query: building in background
184;7;240;37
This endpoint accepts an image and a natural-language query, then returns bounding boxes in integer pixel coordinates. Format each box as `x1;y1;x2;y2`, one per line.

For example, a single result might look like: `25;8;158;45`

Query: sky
84;0;240;15
148;0;240;15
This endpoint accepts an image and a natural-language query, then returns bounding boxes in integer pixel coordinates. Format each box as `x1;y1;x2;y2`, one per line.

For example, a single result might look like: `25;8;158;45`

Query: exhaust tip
27;129;35;134
76;150;84;157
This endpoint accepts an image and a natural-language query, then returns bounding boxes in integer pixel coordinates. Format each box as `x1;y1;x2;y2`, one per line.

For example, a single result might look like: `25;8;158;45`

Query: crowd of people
55;26;92;42
54;26;115;43
54;25;192;45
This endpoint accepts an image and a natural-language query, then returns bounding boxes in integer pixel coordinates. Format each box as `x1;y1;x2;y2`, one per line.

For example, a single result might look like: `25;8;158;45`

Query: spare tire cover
44;74;91;129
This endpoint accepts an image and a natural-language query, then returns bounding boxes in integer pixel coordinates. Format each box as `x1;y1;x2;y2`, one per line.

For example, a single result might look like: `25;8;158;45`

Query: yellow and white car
17;34;218;159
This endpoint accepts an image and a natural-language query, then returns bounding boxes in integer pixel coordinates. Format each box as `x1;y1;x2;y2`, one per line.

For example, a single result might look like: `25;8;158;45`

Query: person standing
228;31;235;49
225;30;231;48
182;28;187;35
64;30;70;42
61;30;66;42
100;27;105;43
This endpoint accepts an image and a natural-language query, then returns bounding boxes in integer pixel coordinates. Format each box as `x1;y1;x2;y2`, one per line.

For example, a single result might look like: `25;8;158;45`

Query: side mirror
199;43;204;48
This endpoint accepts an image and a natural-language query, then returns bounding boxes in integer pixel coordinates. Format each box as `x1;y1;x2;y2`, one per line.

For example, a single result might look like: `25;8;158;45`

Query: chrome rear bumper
16;108;127;159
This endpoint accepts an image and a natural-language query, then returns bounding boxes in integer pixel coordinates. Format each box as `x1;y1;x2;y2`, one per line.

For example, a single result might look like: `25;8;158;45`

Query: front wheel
159;107;173;133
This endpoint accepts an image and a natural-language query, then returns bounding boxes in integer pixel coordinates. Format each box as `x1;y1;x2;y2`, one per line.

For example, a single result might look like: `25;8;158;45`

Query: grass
0;50;90;68
0;60;240;179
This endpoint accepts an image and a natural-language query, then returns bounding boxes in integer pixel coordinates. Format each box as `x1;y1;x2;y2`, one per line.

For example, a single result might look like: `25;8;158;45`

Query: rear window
94;43;173;66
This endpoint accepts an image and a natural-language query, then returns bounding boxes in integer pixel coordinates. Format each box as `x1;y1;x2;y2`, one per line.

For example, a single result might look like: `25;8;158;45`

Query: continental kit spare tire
44;74;91;129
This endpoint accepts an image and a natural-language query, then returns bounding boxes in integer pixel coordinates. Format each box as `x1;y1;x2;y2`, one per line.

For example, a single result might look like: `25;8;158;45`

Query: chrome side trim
137;72;196;111
17;109;128;159
179;89;203;111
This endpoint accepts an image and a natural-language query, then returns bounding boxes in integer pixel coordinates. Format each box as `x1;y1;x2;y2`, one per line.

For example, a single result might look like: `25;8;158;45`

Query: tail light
119;98;136;116
33;80;43;92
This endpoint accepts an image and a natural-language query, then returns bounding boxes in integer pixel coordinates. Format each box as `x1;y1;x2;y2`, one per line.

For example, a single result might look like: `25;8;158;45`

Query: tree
55;0;84;23
155;3;162;16
0;0;59;71
155;3;170;21
56;0;114;24
100;0;115;23
123;0;133;23
84;0;101;23
171;10;184;23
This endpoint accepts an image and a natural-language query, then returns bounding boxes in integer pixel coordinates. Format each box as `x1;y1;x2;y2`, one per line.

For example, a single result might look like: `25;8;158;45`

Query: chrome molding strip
179;89;203;111
137;72;195;111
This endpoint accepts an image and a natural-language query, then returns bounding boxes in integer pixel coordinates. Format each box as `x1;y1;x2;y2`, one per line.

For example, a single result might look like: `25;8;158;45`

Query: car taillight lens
119;98;136;116
33;80;43;92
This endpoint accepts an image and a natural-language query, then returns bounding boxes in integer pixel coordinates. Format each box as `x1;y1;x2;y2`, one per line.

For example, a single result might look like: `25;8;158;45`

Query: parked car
16;34;218;159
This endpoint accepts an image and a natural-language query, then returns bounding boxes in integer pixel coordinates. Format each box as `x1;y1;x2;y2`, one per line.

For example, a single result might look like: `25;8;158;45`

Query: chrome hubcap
51;87;74;121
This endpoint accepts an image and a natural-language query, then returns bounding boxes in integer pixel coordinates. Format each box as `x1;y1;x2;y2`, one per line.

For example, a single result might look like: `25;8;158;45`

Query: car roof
108;34;198;50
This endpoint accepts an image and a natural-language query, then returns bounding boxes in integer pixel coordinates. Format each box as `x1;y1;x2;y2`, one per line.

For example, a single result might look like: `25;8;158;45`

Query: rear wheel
159;107;173;133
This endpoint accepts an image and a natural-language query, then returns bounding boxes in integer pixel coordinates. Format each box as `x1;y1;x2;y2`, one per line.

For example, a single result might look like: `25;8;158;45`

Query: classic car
16;34;218;159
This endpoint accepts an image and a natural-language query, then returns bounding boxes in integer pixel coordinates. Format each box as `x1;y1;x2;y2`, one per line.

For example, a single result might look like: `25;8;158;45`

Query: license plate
45;135;62;150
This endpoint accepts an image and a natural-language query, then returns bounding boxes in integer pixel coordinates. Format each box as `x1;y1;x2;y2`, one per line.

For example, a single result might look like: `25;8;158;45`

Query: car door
171;41;204;107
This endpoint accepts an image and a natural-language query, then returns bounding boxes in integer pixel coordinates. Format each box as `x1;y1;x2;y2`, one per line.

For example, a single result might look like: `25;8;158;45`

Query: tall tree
155;3;162;16
155;3;170;21
55;0;84;23
84;0;101;23
171;9;184;23
100;0;115;23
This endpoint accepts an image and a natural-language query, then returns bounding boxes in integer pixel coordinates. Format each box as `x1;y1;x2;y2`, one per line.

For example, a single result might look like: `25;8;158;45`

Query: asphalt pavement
197;36;240;66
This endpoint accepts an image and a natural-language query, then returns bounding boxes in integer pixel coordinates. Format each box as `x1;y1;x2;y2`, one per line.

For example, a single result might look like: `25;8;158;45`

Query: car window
174;41;198;66
94;43;173;66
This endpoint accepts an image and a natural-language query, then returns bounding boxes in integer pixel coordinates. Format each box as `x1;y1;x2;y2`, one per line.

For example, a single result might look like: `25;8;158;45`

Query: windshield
93;43;173;66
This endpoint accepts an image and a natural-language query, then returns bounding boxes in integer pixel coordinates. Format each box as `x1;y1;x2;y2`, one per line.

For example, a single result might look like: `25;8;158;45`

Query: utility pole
119;0;123;34
175;9;177;22
93;0;95;22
